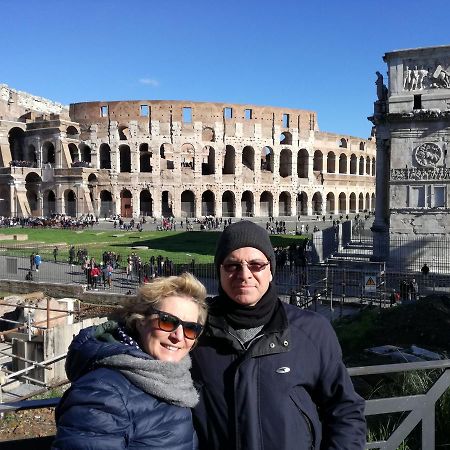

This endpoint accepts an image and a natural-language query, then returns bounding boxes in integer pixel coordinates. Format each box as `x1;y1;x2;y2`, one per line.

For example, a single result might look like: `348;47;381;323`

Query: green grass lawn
0;228;308;264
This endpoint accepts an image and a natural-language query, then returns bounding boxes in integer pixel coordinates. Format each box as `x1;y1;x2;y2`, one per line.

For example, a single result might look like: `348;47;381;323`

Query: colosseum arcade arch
69;144;79;164
279;149;292;178
43;190;56;216
313;151;323;172
201;146;215;175
201;190;215;216
260;191;273;217
64;189;76;217
140;190;153;216
261;147;274;172
338;192;346;214
80;143;91;163
181;190;195;217
359;156;365;175
350;154;357;175
120;189;133;217
140;144;152;173
312;192;323;215
100;144;112;169
25;172;42;216
100;190;113;217
222;191;235;217
327;152;336;173
223;146;235;175
280;132;292;145
279;191;291;216
358;193;364;211
119;145;131;172
326;192;335;215
161;191;173;217
339;154;347;174
297;192;308;216
242;146;255;172
8;127;25;162
297;149;308;178
26;144;37;166
349;192;357;213
366;156;370;175
241;191;254;217
42;141;55;165
181;144;194;171
202;127;215;142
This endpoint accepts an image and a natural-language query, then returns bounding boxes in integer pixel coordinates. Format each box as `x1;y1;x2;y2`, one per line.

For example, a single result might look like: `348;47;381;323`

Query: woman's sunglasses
149;308;203;340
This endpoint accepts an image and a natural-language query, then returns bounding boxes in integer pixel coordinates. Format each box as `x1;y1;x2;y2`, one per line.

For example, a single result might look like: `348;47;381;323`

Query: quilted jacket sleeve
52;369;132;450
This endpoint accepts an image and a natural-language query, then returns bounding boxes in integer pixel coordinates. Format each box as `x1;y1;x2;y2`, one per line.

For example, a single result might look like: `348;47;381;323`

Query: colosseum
0;84;376;219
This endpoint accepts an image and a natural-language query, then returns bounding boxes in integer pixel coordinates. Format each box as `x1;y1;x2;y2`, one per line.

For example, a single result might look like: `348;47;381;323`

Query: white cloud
139;78;160;87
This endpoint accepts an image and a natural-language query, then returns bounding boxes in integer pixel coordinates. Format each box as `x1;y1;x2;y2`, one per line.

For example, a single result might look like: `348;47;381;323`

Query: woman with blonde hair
53;272;207;449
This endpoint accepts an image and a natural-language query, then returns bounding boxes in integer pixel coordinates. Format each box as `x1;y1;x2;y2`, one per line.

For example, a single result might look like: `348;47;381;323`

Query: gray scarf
97;354;199;408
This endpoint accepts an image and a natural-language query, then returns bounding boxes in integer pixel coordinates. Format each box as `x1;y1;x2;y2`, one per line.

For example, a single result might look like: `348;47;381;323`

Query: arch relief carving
414;142;442;167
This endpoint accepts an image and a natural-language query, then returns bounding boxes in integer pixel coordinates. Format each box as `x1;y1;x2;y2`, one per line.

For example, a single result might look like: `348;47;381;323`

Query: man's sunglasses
149;308;203;340
221;260;270;273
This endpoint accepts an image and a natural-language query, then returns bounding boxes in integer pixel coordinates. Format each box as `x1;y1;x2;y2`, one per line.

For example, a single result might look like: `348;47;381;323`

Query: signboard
364;274;377;292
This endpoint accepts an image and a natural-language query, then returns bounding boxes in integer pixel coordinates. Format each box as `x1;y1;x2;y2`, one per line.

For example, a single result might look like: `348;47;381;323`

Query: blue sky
2;0;450;139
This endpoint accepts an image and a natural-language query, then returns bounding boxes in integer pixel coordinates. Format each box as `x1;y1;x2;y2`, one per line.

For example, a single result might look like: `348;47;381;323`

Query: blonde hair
120;272;208;334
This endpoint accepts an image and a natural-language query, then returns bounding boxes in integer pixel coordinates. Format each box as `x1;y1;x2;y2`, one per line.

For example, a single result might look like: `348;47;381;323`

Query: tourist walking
34;253;42;272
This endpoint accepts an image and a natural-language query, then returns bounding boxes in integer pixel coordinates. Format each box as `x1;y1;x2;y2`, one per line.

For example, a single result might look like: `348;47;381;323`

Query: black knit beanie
214;221;276;275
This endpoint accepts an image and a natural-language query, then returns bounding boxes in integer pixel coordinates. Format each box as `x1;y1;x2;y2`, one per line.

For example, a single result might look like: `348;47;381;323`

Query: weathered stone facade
370;45;450;268
0;84;375;218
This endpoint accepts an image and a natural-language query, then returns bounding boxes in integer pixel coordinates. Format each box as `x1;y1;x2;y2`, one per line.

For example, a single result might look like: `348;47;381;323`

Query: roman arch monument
370;44;450;270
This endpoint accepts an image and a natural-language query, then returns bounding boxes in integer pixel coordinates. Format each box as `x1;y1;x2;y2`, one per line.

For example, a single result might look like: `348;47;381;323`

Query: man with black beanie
191;220;366;450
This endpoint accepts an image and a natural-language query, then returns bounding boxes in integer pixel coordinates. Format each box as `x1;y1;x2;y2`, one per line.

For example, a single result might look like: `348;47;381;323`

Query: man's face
219;247;272;307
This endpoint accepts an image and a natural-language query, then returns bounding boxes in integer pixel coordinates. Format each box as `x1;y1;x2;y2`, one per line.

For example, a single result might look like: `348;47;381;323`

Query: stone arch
8;127;25;162
119;145;131;172
160;143;172;160
223;145;235;174
120;189;133;217
359;141;365;151
180;143;195;170
313;150;323;171
80;143;91;163
43;190;56;216
66;126;79;137
279;149;292;177
88;173;98;184
222;191;235;217
349;192;357;213
365;193;370;211
372;157;376;176
326;192;335;214
42;141;55;165
297;149;308;178
26;144;37;166
140;144;152;173
100;190;113;217
69;143;79;164
280;132;292;145
350;154;357;174
327;151;336;173
260;191;273;217
201;190;215;216
161;191;173;217
202;146;215;175
297;192;308;216
339;154;347;174
338;192;346;214
359;156;365;175
181;190;195;218
339;138;347;148
358;193;364;211
261;146;274;172
64;189;77;217
312;192;323;215
118;125;129;140
202;127;215;142
242;146;255;172
100;144;111;169
241;191;254;217
25;172;42;213
26;191;38;216
366;156;371;175
140;190;153;216
279;191;291;216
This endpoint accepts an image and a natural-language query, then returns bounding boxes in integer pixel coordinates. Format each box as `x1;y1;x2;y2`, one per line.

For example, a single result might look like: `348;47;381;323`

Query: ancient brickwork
0;85;375;219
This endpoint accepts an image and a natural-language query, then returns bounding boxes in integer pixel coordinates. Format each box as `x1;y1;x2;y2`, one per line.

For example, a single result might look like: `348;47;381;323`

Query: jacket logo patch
276;367;291;374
